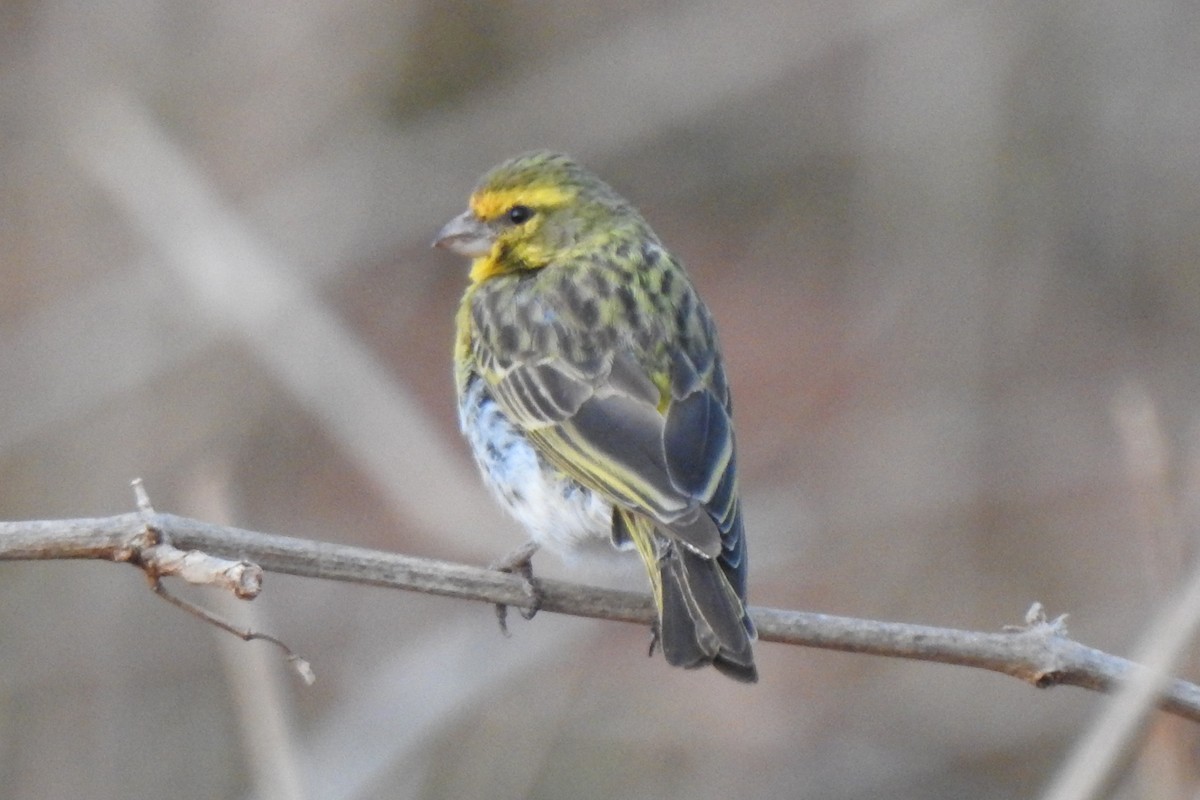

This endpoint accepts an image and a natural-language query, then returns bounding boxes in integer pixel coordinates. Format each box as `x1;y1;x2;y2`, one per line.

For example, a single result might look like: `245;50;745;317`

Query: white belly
458;377;619;556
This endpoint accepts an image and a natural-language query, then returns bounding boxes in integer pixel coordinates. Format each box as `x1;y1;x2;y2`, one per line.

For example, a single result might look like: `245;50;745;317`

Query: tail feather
659;545;757;683
617;508;757;682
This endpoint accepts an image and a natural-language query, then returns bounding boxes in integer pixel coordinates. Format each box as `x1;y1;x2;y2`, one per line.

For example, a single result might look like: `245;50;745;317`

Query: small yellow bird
435;151;756;682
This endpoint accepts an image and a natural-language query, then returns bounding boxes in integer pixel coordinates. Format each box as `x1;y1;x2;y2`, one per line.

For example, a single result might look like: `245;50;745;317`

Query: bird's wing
487;347;736;559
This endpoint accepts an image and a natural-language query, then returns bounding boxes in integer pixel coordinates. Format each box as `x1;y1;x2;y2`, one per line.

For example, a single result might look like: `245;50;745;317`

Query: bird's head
434;151;645;283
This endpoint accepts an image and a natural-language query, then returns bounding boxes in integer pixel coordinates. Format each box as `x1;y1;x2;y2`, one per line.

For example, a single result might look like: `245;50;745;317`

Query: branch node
1003;602;1069;638
1033;670;1064;689
112;527;156;564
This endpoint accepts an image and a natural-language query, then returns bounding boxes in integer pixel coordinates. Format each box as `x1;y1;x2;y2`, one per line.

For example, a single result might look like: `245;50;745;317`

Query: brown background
4;2;1200;798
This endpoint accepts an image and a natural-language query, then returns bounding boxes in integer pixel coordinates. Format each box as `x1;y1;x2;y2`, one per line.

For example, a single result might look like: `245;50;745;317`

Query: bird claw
647;621;661;658
490;541;542;636
494;602;514;638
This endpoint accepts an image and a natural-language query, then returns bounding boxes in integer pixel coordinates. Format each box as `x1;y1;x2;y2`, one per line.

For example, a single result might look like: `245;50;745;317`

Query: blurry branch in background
4;506;1200;724
71;89;506;548
1035;385;1200;800
1041;555;1200;800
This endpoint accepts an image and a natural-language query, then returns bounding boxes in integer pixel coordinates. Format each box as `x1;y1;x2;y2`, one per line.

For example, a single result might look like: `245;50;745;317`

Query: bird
434;150;756;682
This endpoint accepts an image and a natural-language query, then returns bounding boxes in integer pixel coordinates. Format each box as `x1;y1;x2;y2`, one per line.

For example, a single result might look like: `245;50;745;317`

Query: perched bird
434;151;756;682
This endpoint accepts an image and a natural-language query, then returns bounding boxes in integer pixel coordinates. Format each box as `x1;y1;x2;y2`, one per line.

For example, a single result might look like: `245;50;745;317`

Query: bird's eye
506;205;534;225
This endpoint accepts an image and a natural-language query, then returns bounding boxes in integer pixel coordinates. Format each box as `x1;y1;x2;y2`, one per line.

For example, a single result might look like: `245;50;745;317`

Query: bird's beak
432;210;495;258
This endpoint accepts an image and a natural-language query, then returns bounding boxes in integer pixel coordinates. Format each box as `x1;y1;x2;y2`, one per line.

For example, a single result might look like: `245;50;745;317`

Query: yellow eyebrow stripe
470;185;574;220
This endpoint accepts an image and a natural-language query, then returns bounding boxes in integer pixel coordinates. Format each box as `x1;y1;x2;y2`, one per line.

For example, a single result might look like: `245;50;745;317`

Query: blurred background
4;1;1200;798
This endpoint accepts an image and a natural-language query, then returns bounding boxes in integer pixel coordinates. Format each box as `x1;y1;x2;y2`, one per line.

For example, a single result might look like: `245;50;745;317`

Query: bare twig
148;576;315;685
3;510;1200;722
115;481;311;681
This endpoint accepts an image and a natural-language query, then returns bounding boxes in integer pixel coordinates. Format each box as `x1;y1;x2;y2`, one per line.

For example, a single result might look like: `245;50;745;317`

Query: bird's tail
617;510;757;682
659;544;757;682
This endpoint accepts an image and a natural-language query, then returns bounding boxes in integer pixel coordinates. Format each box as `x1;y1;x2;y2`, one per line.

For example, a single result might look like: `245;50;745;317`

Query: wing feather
487;343;734;559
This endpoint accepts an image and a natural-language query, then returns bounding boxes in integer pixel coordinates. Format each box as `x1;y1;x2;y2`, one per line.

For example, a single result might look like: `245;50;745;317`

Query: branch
3;510;1199;722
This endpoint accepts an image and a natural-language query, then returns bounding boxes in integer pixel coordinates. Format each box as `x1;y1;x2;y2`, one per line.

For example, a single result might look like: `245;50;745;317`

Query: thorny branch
2;505;1200;721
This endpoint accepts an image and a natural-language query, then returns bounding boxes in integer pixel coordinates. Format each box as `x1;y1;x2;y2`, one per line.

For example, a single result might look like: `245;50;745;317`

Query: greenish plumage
436;151;756;682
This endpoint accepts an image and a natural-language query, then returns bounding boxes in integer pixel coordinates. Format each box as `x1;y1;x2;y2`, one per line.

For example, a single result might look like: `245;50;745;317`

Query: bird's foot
490;541;543;636
647;621;661;659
